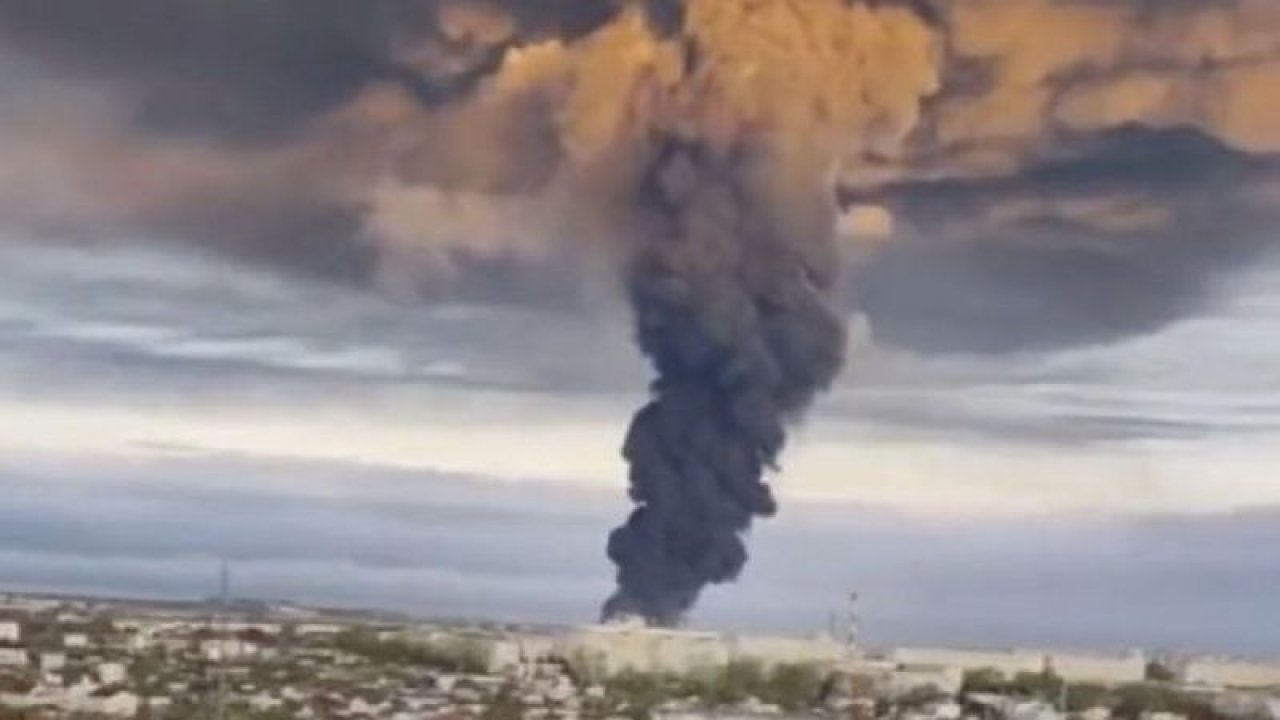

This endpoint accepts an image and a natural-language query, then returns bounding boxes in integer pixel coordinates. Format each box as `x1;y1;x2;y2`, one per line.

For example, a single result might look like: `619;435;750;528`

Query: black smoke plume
604;139;846;624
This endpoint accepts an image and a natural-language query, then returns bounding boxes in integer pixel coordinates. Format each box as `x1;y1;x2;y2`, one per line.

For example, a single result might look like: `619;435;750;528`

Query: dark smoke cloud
0;0;380;139
2;0;1276;326
850;128;1280;353
2;0;1280;623
0;0;600;300
604;141;849;623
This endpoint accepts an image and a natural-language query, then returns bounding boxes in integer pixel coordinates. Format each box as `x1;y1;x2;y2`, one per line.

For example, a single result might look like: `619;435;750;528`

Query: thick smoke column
563;0;940;624
604;140;847;623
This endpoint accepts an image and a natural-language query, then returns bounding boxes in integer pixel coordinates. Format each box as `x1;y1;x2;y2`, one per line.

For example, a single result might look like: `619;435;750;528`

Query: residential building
1183;658;1280;689
1047;651;1147;685
888;664;965;698
891;648;1044;678
63;633;88;649
99;661;127;686
39;652;66;671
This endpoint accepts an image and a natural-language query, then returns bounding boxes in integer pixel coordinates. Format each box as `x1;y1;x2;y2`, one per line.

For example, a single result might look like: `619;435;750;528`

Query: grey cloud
0;453;613;580
0;0;382;140
7;238;1280;451
850;129;1279;354
0;241;644;397
1;0;1278;354
3;449;1280;654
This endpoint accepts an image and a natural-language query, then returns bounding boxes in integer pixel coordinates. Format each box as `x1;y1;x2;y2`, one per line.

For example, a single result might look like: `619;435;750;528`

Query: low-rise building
1183;658;1280;689
888;664;965;698
296;623;344;636
39;652;66;671
565;623;731;675
0;648;27;666
1079;707;1112;720
731;633;846;669
200;637;260;661
98;661;127;686
891;648;1044;679
563;623;847;676
1047;651;1146;685
72;690;140;718
0;621;20;644
63;633;88;649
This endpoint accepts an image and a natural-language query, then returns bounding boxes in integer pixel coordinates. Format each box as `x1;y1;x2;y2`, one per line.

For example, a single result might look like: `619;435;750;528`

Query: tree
962;668;1008;695
1009;670;1064;701
565;649;605;686
1112;683;1226;720
1146;661;1177;683
332;629;488;673
482;682;524;720
898;686;950;711
1064;682;1111;712
761;663;827;711
605;670;669;719
1113;683;1177;719
716;659;765;705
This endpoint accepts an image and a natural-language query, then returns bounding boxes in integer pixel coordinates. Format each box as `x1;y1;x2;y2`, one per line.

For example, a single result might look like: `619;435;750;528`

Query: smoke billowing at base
1;0;1280;624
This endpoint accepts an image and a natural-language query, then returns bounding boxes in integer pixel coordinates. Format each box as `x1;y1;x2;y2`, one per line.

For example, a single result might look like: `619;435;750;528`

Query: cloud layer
2;448;1279;655
0;0;1276;352
4;239;1280;516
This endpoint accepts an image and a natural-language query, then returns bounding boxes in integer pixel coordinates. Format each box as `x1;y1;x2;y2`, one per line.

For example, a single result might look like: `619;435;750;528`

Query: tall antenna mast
846;591;860;660
207;560;230;720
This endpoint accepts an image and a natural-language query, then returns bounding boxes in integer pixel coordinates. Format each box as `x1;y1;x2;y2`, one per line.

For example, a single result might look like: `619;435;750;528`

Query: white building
1047;651;1146;685
487;639;526;675
63;633;88;649
731;633;846;668
1183;658;1280;689
70;691;141;718
39;652;66;671
1008;700;1064;720
200;637;260;661
562;623;848;676
1079;708;1112;720
891;648;1044;678
565;624;730;675
0;621;20;644
295;623;343;636
249;694;285;711
888;664;965;698
0;648;26;666
126;631;155;653
221;622;281;635
98;661;128;686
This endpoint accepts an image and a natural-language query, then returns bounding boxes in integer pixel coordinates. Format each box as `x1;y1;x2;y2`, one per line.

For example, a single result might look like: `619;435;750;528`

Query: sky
1;0;1279;656
3;235;1280;655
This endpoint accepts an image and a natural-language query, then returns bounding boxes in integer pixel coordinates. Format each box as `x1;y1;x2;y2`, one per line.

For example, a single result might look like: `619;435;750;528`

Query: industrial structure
1183;658;1280;690
561;621;848;676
